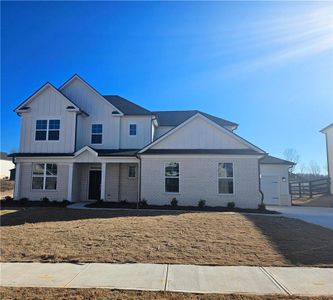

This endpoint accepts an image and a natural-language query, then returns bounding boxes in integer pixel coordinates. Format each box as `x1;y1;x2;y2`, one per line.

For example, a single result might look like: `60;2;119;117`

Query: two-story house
11;74;293;208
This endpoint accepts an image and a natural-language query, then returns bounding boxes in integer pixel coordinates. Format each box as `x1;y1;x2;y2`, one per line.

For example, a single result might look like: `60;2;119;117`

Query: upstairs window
91;124;103;144
35;120;60;141
32;163;57;190
129;124;137;136
48;120;60;140
35;120;47;140
218;162;234;194
165;162;179;193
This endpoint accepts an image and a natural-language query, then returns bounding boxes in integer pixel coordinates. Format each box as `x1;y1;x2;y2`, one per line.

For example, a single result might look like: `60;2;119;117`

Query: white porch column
67;163;74;201
14;162;21;200
101;162;106;200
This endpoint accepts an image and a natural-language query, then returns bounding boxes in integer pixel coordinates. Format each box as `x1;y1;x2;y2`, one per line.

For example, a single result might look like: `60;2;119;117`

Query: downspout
258;158;264;205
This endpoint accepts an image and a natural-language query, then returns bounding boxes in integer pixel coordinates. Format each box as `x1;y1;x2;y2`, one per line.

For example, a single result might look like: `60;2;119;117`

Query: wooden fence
289;177;331;199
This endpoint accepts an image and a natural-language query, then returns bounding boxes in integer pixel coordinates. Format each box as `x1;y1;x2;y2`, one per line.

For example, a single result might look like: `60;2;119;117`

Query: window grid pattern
35;120;60;141
32;163;58;190
128;166;136;178
91;124;103;144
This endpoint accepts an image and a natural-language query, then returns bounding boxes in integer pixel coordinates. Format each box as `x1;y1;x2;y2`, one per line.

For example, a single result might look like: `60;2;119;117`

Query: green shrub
4;196;13;201
139;198;148;208
258;203;266;211
62;199;70;205
171;197;178;207
227;201;235;209
98;198;104;203
198;199;206;208
41;197;49;203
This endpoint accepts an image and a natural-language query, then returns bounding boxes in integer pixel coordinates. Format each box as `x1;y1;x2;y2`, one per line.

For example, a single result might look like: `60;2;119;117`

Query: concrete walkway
267;205;333;230
1;262;333;296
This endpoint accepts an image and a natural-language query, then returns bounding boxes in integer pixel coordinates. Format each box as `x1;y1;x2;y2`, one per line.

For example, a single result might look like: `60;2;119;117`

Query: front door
89;170;101;200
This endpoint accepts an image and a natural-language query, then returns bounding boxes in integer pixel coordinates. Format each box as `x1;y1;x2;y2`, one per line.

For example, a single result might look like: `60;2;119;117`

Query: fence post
309;181;312;198
299;182;302;198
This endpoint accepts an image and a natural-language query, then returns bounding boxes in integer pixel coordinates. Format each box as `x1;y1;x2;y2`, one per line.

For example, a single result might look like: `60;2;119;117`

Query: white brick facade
140;155;261;209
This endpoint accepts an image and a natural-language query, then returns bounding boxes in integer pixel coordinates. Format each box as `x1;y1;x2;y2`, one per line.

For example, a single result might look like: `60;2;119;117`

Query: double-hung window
91;124;103;144
165;162;179;193
35;120;48;140
35;119;60;141
129;124;137;136
218;162;234;194
32;163;57;190
48;120;60;140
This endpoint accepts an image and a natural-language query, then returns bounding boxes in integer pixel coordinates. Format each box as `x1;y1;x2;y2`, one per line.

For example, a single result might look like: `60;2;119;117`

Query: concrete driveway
267;205;333;230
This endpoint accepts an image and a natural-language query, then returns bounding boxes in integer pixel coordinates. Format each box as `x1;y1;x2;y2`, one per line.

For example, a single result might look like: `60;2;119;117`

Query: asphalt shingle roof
103;95;152;115
153;110;238;128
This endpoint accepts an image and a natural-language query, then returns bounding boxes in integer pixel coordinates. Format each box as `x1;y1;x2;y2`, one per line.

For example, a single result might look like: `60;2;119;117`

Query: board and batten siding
154;126;174;140
19;86;76;153
140;155;261;208
60;77;121;150
17;162;69;201
119;116;152;149
152;116;248;149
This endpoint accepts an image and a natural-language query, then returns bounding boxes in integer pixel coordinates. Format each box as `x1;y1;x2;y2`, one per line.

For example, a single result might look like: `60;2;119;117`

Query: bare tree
308;160;321;175
322;163;328;175
283;148;300;173
299;163;308;174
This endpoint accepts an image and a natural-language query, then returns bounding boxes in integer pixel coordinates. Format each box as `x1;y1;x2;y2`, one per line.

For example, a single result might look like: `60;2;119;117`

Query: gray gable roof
153;110;238;128
260;155;295;165
103;95;152;115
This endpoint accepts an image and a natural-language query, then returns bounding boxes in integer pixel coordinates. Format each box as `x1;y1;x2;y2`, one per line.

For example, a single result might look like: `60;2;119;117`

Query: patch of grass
0;287;331;300
1;208;333;266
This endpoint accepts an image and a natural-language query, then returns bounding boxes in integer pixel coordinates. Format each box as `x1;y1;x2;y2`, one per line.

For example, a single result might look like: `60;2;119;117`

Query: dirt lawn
1;208;333;266
1;287;332;300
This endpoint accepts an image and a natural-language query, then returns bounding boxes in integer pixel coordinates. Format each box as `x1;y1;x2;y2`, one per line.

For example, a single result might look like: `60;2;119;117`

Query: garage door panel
261;176;280;205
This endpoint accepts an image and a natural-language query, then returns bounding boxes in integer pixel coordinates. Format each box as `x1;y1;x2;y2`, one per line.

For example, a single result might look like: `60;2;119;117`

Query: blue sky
1;1;332;173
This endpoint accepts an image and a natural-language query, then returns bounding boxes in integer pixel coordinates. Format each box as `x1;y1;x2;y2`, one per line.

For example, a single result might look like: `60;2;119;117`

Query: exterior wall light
282;177;286;182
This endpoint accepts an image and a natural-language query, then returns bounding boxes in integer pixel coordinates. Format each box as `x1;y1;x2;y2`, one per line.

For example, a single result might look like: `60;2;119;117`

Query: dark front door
88;170;101;200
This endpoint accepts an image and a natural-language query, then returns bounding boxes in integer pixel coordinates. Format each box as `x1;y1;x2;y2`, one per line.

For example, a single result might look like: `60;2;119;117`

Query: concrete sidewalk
1;263;333;296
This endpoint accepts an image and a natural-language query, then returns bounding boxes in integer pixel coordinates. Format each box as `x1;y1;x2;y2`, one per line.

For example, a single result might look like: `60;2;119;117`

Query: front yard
1;208;333;266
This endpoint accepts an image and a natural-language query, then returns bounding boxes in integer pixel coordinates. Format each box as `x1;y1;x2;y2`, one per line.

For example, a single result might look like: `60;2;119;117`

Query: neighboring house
10;74;293;208
321;123;333;194
0;152;14;179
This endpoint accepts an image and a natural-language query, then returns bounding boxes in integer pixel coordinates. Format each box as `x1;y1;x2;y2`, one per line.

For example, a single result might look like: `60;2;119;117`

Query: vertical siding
19;86;76;153
119;116;152;149
141;156;261;209
153;117;247;149
61;78;120;150
19;162;69;201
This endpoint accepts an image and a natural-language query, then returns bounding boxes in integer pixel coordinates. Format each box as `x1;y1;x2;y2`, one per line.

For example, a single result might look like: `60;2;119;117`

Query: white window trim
32;163;58;191
164;162;180;194
91;123;103;145
217;162;235;195
35;119;61;142
129;123;137;136
128;165;137;179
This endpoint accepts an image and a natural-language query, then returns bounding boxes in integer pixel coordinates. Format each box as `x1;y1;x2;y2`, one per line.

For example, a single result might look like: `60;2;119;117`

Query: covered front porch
70;162;139;202
68;146;140;203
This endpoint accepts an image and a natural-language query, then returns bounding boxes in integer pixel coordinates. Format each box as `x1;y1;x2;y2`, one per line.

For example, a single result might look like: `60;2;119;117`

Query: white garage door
261;176;280;205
